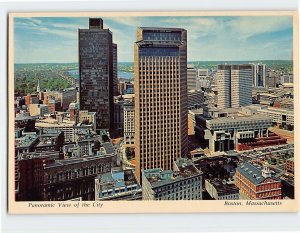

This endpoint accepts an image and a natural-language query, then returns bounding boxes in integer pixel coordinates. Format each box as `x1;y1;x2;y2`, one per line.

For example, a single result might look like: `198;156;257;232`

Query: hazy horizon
14;59;293;65
14;16;293;63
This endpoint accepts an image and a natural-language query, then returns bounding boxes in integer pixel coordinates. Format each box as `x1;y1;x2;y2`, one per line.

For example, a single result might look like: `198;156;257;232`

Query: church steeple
37;79;40;93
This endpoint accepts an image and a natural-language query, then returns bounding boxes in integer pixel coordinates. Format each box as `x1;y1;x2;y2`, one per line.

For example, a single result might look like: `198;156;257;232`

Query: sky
14;16;293;63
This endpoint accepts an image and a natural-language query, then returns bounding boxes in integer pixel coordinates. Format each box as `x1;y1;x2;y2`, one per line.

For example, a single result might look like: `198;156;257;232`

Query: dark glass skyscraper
79;18;116;131
134;27;188;183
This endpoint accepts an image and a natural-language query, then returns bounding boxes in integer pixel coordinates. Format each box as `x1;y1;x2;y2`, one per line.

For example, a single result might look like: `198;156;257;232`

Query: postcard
8;11;299;213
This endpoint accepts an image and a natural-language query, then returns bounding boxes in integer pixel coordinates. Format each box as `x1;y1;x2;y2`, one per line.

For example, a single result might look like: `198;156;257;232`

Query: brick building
235;162;281;200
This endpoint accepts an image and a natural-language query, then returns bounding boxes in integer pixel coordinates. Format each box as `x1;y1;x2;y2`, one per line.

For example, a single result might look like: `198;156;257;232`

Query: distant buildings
187;65;197;91
217;64;253;109
253;64;266;87
142;158;203;200
235;162;282;199
243;105;294;128
95;168;141;200
124;102;135;145
205;179;239;200
28;104;50;117
79;18;116;131
198;69;208;78
134;27;188;183
25;93;39;106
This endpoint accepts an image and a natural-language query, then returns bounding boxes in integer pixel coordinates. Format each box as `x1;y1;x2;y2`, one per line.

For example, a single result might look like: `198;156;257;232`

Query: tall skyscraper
79;18;116;131
217;64;253;109
252;64;266;87
134;27;188;183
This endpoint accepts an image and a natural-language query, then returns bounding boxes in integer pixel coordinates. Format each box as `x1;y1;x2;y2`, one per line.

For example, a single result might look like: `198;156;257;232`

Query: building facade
187;89;205;110
187;65;197;91
79;18;116;131
217;64;253;109
134;27;188;183
17;152;116;201
124;102;135;144
235;162;282;199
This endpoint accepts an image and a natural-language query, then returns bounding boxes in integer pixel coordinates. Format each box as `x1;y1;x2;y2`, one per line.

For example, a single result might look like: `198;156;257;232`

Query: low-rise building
17;152;116;201
28;104;49;117
205;179;239;200
78;110;96;131
142;158;203;200
285;157;294;174
95;168;141;200
35;117;75;142
235;162;282;200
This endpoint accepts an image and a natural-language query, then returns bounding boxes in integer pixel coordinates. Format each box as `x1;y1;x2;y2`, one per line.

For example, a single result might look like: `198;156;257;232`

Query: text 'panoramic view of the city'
13;16;294;202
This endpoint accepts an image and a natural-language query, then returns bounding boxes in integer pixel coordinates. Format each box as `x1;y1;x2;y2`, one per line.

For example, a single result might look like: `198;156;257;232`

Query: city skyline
11;13;296;208
14;16;293;63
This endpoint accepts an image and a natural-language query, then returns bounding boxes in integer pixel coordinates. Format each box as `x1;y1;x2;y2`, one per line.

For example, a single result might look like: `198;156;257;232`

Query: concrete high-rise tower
254;64;266;87
134;27;188;183
79;18;116;131
217;64;253;109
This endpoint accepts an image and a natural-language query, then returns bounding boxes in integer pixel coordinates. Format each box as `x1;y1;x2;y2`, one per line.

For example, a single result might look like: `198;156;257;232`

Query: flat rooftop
206;179;239;195
46;154;114;169
207;114;272;124
36;117;75;127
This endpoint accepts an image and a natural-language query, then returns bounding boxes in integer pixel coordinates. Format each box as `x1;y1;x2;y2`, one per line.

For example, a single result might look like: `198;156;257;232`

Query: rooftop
15;135;38;149
46;154;114;169
206;179;239;195
18;150;60;160
144;159;202;189
207;114;272;124
36;117;75;127
96;169;139;191
236;162;280;185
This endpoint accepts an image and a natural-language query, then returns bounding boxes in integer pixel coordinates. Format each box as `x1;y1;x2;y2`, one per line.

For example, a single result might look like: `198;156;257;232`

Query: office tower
113;43;118;96
79;18;116;131
187;65;197;91
217;64;253;109
253;64;266;87
134;27;188;183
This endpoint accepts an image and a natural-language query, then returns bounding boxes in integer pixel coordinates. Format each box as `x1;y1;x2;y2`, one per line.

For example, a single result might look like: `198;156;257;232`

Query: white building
198;68;208;78
123;102;135;144
217;64;253;109
78;110;96;131
35;117;75;142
